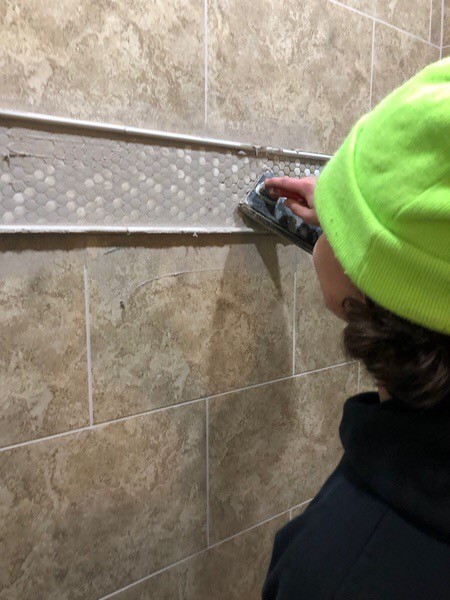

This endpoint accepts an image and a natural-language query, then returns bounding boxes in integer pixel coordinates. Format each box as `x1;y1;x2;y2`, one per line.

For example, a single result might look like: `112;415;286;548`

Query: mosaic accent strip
0;125;326;233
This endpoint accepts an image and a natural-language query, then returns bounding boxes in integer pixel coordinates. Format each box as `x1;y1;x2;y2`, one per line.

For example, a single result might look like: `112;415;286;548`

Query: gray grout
290;498;313;517
83;265;94;426
206;397;210;547
97;507;292;599
328;0;441;48
0;361;357;453
98;500;312;599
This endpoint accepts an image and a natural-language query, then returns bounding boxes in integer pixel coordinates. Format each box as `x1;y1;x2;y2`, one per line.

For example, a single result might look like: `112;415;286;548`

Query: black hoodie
262;392;450;600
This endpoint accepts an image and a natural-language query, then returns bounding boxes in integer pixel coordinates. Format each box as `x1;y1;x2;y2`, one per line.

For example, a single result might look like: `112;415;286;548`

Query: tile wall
0;0;443;155
0;0;445;598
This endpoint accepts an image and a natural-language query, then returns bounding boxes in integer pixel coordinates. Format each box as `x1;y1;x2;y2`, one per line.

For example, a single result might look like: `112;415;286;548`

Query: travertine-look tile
291;500;311;519
209;363;358;543
443;46;450;58
295;250;346;373
0;402;206;600
110;514;287;600
338;0;432;40
207;0;372;153
431;0;443;45
0;236;88;447
372;23;440;106
88;234;294;422
445;3;450;46
0;0;204;133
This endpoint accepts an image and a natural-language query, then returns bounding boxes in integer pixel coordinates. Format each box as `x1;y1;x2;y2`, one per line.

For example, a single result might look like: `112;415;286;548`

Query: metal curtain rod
0;109;331;161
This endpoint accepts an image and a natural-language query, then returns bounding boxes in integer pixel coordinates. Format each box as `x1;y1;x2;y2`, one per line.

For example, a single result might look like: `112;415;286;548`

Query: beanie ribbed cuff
315;118;450;335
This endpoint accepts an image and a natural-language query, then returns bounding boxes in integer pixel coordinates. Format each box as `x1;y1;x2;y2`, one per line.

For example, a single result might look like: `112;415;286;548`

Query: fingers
284;199;320;227
265;176;316;200
266;187;307;204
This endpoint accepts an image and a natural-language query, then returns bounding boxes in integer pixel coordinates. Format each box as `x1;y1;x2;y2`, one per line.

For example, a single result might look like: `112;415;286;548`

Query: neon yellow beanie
315;58;450;335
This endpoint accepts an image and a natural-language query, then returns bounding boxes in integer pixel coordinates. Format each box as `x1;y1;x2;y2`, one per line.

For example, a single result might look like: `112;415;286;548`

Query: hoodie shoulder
262;466;388;600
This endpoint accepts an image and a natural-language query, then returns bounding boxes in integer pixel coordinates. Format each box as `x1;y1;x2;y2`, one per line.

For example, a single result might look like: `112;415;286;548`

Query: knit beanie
315;58;450;335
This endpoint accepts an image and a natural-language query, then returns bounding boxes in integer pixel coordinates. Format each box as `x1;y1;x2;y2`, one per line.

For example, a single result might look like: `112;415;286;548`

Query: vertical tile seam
206;397;210;547
83;264;94;426
291;251;298;375
97;508;291;600
440;0;445;57
204;0;208;128
289;498;313;519
369;20;376;110
0;362;358;453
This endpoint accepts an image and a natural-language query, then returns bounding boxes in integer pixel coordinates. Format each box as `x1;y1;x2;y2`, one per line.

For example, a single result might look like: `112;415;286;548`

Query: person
262;58;450;599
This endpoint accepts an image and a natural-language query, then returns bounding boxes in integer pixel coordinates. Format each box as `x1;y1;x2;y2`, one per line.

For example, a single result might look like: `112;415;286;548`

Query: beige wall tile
208;363;358;543
207;0;372;154
295;250;346;373
0;0;204;134
88;234;294;423
0;402;206;600
0;236;88;447
445;3;450;46
291;500;311;519
372;23;440;106
443;46;450;57
111;514;288;600
339;0;432;39
431;0;443;45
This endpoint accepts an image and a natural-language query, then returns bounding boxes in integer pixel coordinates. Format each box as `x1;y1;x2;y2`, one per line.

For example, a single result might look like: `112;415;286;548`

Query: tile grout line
0;361;358;453
289;498;313;521
204;0;208;128
291;252;298;376
440;0;445;58
206;397;210;547
83;265;94;426
429;0;433;42
97;508;291;599
369;20;376;109
327;0;441;47
207;508;291;549
290;498;313;513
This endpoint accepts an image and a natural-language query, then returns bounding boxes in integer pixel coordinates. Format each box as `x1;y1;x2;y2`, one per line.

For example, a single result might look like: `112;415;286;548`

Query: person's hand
264;176;320;227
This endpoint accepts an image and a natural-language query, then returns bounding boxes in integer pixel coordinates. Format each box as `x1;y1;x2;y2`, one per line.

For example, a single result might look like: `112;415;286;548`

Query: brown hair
343;296;450;409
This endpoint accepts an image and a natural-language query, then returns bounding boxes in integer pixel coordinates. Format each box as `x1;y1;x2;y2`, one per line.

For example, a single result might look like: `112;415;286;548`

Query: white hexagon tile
0;125;326;232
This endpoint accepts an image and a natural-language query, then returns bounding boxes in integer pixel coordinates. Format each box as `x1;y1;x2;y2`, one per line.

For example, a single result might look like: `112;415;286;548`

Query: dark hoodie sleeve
262;466;389;600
